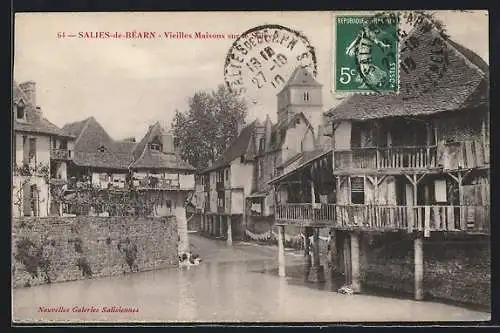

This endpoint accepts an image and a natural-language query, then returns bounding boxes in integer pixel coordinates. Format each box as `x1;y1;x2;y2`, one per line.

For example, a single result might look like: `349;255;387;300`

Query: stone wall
335;232;490;307
12;216;178;288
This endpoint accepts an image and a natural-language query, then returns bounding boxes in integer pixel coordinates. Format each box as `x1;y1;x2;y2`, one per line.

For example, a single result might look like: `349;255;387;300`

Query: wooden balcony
275;203;490;234
134;177;180;190
334;146;438;172
50;148;71;160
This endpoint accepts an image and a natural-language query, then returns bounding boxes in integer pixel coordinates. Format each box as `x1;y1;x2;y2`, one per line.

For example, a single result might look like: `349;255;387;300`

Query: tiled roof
131;149;195;170
269;148;332;185
278;152;303;169
201;121;257;173
62;117;131;169
326;28;488;121
130;122;195;171
15;118;75;138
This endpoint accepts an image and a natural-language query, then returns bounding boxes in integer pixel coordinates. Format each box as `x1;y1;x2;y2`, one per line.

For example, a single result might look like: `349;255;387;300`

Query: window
60;140;67;149
258;160;264;179
351;177;365;204
303;91;310;102
52;139;57;150
28;138;36;164
97;145;106;153
240;155;245;163
16;105;25;120
259;137;265;152
225;169;229;180
150;143;161;151
434;179;447;203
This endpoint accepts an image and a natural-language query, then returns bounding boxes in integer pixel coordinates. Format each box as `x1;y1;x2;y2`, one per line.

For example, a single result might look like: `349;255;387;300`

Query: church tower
276;66;323;126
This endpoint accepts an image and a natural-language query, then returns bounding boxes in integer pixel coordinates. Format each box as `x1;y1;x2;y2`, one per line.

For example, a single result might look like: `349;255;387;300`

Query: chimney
161;131;175;153
27;106;43;122
19;81;37;107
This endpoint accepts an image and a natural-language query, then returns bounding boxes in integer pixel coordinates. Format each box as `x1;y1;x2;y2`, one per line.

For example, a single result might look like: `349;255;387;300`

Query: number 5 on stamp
334;14;399;93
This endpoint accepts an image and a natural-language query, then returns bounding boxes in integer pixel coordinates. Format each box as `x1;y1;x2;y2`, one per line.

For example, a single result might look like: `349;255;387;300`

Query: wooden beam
376;175;387;186
278;225;286;277
404;174;416;185
351;232;361;293
414;235;424;301
416;173;427;184
366;175;376;185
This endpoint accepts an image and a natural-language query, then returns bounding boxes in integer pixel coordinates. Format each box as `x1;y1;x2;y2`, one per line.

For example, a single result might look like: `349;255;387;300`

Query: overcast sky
14;11;488;141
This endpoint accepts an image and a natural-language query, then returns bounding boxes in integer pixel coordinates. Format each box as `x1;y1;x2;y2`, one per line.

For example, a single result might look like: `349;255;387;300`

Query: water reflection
12;236;490;323
177;267;197;321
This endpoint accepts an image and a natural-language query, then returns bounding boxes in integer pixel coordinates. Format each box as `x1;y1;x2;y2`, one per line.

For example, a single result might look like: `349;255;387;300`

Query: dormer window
16;105;25;120
150;136;162;151
303;91;310;102
150;143;161;151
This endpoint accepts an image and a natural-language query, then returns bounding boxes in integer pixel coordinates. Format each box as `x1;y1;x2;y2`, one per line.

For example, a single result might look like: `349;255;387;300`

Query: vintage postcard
11;10;490;324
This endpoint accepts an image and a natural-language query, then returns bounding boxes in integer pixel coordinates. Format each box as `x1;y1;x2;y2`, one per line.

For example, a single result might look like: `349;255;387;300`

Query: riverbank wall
12;216;178;288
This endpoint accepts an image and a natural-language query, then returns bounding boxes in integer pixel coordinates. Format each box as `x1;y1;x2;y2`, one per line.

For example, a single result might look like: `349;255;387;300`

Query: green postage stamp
334;14;399;93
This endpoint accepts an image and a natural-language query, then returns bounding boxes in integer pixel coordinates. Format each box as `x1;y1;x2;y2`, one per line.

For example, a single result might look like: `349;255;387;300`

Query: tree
171;84;247;170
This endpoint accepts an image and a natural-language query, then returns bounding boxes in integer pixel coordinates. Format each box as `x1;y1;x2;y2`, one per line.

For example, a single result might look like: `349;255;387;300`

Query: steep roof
130;122;195;171
283;66;322;88
326;28;489;121
268;112;313;152
201;121;256;173
62;117;131;169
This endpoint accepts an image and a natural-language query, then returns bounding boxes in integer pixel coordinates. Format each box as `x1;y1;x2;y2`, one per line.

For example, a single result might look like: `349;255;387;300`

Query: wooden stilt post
278;225;286;277
343;233;351;285
414;234;424;301
304;227;312;281
350;232;360;293
227;215;233;246
220;216;224;237
328;228;337;278
312;227;320;267
210;216;213;236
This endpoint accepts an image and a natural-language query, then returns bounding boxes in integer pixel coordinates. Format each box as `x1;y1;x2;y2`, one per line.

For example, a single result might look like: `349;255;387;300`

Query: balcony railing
334;146;437;170
50;148;71;160
275;203;490;234
134;177;180;189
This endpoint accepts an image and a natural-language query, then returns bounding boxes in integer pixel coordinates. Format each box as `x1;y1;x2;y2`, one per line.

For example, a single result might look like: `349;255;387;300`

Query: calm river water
12;234;490;323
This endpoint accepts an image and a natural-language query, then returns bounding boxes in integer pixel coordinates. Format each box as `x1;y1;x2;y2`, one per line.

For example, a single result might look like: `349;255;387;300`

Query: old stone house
12;81;75;217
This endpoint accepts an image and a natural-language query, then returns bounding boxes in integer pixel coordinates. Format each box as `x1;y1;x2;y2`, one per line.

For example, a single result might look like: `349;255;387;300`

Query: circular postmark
224;25;318;100
356;11;450;97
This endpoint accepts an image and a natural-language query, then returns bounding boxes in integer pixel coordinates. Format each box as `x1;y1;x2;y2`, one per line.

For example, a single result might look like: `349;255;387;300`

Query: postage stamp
224;24;318;99
334;14;399;93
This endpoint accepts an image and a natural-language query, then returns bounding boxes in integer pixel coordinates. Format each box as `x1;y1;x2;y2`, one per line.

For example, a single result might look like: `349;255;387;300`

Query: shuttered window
351;177;365;204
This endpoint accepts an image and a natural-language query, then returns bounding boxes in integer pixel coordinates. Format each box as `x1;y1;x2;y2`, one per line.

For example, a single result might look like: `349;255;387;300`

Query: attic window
303;92;310;102
296;118;300;125
97;145;106;152
16;105;25;120
240;155;245;163
150;143;161;151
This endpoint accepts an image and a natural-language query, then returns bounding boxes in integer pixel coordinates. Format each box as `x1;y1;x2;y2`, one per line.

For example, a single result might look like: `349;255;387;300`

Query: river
12;234;490;323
